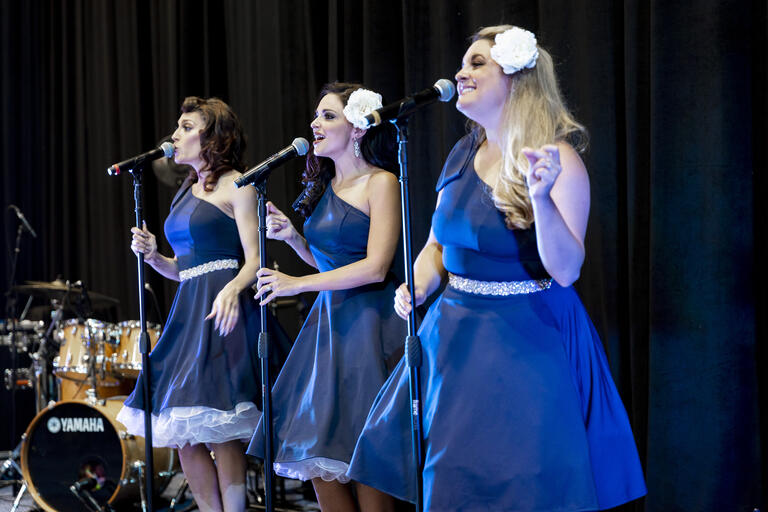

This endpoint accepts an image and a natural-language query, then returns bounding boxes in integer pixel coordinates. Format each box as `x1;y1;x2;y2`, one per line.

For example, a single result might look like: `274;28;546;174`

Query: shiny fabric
118;183;262;448
347;133;647;511
247;185;405;481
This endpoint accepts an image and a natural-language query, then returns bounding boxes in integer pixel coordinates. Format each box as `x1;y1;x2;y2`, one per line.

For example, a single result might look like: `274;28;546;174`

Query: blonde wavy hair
469;25;588;229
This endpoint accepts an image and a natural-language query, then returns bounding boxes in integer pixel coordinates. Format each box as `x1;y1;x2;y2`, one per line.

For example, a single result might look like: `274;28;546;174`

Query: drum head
23;402;124;511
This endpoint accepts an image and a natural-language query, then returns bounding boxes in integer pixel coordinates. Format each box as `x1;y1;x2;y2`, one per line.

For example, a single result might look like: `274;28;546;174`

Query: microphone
8;205;37;238
71;477;98;492
107;142;174;176
234;138;310;188
363;79;456;128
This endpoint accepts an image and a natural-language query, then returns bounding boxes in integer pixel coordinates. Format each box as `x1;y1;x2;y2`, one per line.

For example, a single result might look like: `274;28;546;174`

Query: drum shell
111;321;161;378
53;319;120;383
20;398;176;512
57;378;136;402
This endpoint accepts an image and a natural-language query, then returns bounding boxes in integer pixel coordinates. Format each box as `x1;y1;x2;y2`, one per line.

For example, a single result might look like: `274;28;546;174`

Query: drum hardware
70;476;115;512
10;481;27;512
133;460;148;512
4;367;32;391
168;477;189;512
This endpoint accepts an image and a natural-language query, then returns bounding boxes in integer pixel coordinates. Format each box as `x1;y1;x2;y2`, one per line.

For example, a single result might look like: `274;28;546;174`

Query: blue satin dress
117;182;262;448
347;133;647;511
247;184;405;482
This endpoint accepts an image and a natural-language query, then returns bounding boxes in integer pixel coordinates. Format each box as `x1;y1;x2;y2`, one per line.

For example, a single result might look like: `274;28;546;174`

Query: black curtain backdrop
1;1;765;510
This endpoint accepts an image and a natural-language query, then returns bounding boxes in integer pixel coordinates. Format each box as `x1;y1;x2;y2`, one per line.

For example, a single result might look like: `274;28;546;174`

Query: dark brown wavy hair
292;82;397;218
180;96;246;191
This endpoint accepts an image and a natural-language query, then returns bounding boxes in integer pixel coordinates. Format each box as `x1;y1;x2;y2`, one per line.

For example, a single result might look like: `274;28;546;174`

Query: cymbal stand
30;302;63;411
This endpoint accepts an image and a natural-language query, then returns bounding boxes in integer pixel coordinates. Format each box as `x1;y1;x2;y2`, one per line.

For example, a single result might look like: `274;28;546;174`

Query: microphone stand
128;165;155;510
393;106;424;512
4;220;27;497
253;180;275;512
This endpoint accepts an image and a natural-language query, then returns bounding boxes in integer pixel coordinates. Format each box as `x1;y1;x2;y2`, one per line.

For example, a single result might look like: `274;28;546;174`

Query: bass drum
20;398;176;512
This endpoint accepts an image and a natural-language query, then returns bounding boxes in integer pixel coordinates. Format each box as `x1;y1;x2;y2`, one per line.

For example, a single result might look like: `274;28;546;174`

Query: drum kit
1;279;179;512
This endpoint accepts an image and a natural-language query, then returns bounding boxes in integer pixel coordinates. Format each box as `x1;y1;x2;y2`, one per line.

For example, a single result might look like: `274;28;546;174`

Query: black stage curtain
1;1;765;510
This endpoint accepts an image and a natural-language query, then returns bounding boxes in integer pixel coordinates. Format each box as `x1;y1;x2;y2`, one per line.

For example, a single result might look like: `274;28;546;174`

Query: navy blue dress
117;182;262;448
348;134;647;511
246;184;405;482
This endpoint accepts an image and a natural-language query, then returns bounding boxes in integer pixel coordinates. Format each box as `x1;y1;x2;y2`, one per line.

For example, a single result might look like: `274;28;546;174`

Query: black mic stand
128;165;156;510
393;108;424;512
3;219;28;497
253;180;275;512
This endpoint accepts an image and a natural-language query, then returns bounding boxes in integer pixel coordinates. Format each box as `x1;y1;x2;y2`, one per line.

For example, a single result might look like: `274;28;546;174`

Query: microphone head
160;141;174;158
291;137;310;156
434;79;456;102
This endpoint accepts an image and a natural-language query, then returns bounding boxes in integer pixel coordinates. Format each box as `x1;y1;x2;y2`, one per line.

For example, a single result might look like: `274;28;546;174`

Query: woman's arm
205;175;261;335
254;171;401;304
523;142;590;287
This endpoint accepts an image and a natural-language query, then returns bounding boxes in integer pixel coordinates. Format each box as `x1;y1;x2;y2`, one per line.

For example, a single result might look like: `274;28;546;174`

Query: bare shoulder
220;170;258;205
556;142;587;178
366;169;399;193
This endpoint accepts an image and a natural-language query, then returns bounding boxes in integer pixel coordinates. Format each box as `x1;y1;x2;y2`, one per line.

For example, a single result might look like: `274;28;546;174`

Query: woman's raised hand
522;144;562;201
266;201;297;242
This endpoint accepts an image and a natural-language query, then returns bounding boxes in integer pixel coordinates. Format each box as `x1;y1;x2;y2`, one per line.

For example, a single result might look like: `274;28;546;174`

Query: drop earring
354;139;361;158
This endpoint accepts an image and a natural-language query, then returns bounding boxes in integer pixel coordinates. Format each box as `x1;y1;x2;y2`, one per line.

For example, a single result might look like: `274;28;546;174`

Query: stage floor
0;473;320;512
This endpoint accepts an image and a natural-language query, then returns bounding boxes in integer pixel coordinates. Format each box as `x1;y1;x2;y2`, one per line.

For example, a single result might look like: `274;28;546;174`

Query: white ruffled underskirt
274;457;351;484
116;402;260;448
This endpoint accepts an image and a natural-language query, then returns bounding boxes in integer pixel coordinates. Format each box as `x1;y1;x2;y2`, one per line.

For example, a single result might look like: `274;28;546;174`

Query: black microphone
363;79;456;128
8;205;37;238
107;142;174;176
71;477;98;492
234;138;310;188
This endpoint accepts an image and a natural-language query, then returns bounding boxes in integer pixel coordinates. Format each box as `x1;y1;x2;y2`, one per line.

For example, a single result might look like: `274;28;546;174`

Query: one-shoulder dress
347;134;647;511
117;182;262;448
247;184;405;482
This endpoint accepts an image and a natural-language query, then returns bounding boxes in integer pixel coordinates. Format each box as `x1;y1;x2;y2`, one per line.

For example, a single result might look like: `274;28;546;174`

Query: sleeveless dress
246;184;405;482
117;182;262;448
347;134;647;511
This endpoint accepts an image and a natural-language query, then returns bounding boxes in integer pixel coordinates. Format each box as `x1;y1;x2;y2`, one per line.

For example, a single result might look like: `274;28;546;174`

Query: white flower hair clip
343;88;383;129
489;27;539;75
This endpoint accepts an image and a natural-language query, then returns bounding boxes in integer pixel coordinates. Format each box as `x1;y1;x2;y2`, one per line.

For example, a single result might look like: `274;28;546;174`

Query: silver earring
354;139;361;158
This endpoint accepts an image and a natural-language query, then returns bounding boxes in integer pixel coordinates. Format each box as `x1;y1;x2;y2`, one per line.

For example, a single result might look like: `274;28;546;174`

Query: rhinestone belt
448;273;552;296
179;259;240;281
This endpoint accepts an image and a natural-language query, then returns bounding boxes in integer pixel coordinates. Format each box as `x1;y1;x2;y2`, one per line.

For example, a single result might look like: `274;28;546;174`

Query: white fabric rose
489;27;539;75
343;88;383;129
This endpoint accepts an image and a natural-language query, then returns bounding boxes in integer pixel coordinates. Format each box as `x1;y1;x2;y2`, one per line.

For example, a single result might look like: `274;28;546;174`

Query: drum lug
120;431;135;440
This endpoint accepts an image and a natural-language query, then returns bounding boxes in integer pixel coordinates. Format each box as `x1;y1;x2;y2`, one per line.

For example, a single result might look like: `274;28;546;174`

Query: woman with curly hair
348;26;647;510
246;82;404;512
118;96;262;511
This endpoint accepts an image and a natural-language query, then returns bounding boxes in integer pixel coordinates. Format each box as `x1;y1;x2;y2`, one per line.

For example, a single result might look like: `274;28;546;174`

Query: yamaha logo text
47;416;105;433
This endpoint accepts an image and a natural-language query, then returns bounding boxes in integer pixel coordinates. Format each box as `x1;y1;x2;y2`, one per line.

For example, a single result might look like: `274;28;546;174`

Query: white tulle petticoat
116;402;260;448
274;457;351;483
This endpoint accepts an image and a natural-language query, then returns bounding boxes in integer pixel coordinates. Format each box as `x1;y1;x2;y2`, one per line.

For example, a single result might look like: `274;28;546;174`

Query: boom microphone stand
392;109;424;512
3;207;34;496
254;180;275;512
128;165;156;510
